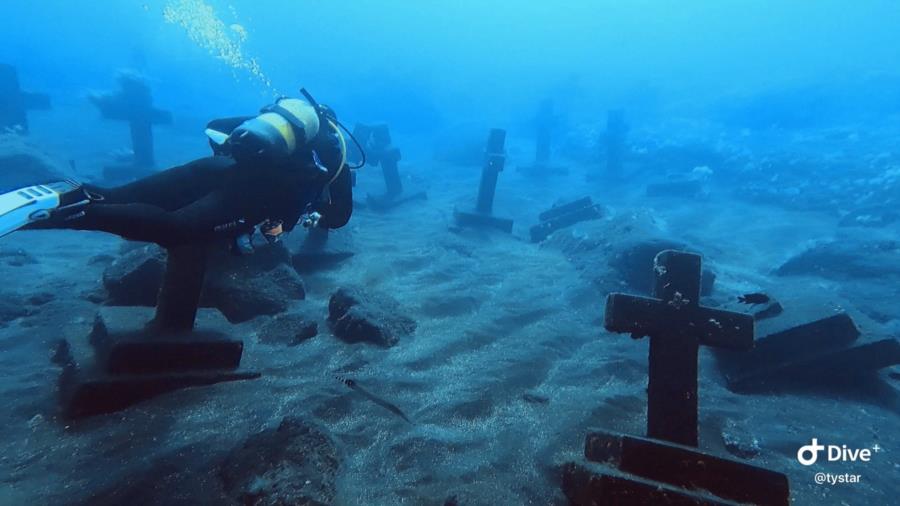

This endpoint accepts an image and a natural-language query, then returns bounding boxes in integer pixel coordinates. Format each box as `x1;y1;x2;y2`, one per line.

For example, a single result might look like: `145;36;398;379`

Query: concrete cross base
453;208;514;233
562;430;790;506
54;306;258;418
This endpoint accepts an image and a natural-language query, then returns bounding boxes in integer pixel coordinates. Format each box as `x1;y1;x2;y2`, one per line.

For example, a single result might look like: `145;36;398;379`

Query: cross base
562;430;789;506
453;208;514;233
55;306;258;418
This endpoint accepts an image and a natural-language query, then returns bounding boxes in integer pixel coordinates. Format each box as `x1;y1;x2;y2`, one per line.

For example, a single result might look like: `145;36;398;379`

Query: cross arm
604;293;754;351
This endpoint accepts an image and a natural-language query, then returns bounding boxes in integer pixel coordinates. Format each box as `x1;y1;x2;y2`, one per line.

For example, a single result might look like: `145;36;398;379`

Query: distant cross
90;74;171;168
0;64;50;134
604;250;754;447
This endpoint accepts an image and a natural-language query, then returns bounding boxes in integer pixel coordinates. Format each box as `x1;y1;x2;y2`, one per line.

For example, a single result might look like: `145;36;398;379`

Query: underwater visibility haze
0;1;899;505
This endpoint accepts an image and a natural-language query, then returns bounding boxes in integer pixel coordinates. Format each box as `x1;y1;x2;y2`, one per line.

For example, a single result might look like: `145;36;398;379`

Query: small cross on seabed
604;249;754;447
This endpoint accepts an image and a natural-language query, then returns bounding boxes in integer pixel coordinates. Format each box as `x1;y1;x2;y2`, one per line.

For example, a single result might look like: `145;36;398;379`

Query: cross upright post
604;250;754;447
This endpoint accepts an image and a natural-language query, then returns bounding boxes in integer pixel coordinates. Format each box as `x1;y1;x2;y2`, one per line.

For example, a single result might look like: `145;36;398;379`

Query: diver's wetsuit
37;121;352;247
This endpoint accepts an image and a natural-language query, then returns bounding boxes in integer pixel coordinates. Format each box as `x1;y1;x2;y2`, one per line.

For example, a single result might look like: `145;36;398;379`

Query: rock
720;418;761;459
102;244;166;306
101;243;306;322
220;417;339;506
257;313;318;346
777;239;900;280
328;287;416;347
204;262;305;323
0;246;38;266
0;133;71;192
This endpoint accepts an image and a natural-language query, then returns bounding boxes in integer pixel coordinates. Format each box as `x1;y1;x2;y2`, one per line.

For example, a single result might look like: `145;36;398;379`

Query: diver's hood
205;98;320;162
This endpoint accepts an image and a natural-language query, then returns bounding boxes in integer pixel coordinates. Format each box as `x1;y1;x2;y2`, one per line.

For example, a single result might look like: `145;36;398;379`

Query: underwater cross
0;64;50;134
604;250;754;447
90;74;172;168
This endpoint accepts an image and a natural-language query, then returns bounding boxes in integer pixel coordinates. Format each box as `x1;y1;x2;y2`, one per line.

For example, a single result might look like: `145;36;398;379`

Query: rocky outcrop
328;287;416;347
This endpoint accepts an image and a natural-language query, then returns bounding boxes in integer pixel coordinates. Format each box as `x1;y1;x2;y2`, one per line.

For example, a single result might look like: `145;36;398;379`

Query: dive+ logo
796;439;878;466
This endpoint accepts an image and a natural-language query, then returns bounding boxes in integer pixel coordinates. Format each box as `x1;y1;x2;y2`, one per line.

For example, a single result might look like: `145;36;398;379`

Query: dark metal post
475;129;506;215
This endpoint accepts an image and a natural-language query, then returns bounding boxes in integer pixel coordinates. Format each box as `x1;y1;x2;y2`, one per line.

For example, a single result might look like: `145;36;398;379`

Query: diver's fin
0;180;89;238
204;128;230;146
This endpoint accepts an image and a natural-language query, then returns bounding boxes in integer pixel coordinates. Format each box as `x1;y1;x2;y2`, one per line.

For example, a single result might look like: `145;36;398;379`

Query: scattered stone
102;244;167;306
777;239;900;280
720;418;761;459
328;287;416;347
220;416;339;506
257;313;319;347
204;262;305;323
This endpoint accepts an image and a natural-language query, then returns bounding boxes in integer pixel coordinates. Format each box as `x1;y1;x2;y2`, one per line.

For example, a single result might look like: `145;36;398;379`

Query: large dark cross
604;250;754;447
0;64;50;134
454;128;513;232
90;74;171;168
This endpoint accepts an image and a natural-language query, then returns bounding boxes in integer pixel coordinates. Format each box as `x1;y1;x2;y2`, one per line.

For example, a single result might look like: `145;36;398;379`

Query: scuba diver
0;90;357;252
